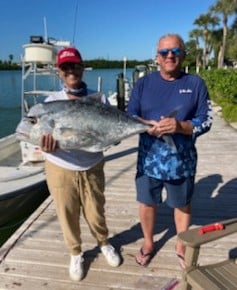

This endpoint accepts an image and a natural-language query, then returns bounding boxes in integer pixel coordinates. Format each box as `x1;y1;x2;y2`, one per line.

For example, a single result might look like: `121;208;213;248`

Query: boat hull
0;179;49;228
0;134;49;229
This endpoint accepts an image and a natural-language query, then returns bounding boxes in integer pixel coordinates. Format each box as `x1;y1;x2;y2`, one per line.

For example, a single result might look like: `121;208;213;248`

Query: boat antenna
72;0;79;45
43;17;48;43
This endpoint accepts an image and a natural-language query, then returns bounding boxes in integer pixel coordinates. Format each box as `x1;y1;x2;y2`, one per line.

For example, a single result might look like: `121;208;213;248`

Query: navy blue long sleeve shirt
127;71;213;180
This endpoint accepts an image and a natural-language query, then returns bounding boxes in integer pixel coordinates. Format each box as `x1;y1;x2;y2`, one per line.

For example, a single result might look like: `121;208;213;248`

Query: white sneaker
69;253;84;281
101;244;121;267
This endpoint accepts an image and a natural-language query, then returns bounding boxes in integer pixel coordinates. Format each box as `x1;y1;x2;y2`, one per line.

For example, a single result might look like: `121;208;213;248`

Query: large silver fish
16;97;149;152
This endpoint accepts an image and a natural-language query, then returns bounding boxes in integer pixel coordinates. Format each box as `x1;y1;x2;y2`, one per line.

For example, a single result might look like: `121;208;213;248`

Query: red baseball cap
57;47;83;66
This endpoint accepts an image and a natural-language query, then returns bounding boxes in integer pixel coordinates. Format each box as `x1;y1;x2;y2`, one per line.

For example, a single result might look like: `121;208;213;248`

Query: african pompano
16;97;149;152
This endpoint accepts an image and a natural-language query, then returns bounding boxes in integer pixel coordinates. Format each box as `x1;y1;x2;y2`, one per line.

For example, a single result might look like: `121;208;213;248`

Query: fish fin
162;135;177;152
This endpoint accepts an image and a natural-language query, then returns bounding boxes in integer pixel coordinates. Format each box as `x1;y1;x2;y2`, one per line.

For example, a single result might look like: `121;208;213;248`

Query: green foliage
0;60;21;70
222;103;237;122
200;69;237;122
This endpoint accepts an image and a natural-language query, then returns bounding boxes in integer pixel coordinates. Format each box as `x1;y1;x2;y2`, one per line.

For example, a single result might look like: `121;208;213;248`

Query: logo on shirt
179;89;192;94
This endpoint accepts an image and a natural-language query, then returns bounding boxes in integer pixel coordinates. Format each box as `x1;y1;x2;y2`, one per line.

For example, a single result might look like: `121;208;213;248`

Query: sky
0;0;226;62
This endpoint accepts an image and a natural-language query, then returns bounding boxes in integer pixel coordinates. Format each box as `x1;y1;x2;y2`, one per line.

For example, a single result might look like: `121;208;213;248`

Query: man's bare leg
136;203;157;265
174;204;191;268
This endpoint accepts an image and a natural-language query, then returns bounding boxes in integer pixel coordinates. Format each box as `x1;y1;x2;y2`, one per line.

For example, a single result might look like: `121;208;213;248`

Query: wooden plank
0;113;237;289
0;271;177;290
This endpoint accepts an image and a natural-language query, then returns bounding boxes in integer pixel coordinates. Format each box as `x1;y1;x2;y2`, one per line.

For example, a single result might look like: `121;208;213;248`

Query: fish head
16;114;55;146
16;116;39;141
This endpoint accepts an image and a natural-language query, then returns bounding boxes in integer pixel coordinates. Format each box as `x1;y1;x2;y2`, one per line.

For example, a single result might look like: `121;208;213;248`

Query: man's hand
138;117;176;137
138;116;193;137
155;116;178;136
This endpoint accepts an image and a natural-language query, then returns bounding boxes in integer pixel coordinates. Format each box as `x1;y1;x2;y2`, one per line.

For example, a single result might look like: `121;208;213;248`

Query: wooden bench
178;218;237;290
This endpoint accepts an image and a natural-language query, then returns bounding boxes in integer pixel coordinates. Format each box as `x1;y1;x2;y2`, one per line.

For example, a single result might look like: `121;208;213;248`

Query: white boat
108;62;158;109
0;134;49;227
0;35;70;228
107;79;131;107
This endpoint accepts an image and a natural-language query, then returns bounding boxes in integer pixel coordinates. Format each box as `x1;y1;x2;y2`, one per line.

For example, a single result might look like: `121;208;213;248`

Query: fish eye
28;117;37;125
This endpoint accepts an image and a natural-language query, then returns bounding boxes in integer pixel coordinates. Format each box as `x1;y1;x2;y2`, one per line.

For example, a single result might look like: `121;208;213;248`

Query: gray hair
157;33;186;51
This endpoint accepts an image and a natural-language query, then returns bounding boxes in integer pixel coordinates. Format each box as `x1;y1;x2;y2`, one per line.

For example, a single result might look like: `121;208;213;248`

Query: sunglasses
157;47;181;57
59;63;84;71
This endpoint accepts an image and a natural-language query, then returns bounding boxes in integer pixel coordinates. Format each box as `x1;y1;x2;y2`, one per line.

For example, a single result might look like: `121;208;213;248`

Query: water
0;68;133;138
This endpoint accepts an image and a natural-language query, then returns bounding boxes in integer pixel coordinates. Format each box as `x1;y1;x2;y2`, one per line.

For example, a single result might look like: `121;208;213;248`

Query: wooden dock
0;110;237;290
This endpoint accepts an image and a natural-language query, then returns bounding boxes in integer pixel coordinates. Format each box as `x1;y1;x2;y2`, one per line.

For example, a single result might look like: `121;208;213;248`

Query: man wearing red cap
41;47;121;281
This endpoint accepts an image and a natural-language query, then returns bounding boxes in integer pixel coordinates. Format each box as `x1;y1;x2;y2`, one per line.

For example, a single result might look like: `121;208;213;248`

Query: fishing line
72;0;79;45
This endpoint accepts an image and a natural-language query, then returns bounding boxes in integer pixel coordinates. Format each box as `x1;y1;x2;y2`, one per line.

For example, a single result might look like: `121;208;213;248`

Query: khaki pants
45;160;109;255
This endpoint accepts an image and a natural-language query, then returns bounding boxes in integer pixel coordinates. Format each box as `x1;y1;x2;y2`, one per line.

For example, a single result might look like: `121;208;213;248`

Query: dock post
116;73;125;111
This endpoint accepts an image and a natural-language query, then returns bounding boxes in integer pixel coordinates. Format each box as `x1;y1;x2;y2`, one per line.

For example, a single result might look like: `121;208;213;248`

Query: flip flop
135;248;154;267
176;252;186;269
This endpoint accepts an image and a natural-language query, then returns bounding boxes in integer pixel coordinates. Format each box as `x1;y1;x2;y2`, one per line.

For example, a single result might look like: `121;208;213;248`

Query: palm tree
211;28;223;66
210;0;237;68
189;29;203;72
8;54;13;64
193;13;220;69
226;17;237;65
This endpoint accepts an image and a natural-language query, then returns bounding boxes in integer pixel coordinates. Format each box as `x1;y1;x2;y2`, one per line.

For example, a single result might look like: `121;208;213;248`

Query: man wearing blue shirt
127;34;212;268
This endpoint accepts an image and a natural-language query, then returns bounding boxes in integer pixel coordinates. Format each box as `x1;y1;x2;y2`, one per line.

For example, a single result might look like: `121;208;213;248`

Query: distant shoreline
0;59;151;71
